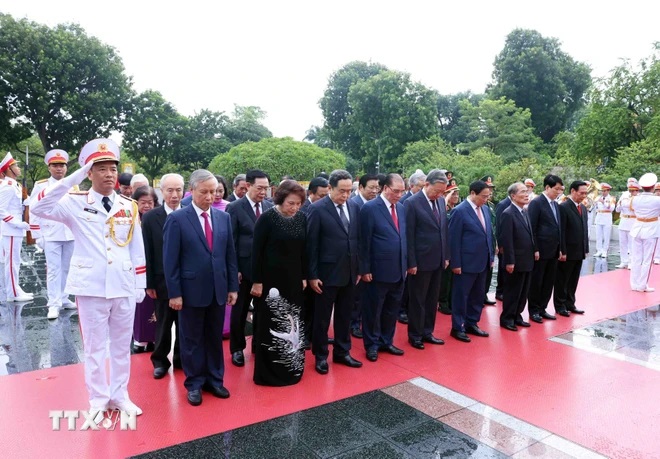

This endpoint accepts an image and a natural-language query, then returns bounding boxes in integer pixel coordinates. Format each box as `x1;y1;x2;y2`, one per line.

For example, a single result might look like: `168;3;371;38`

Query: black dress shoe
202;383;230;399
231;351;245;367
366;350;378;362
438;307;452;315
315;359;329;374
567;307;585;314
450;329;471;343
530;314;543;324
500;323;518;332
556;310;570;317
515;320;531;327
332;354;363;368
495;294;504;301
380;344;404;356
422;335;445;345
350;327;363;338
153;367;167;379
541;312;556;320
187;390;202;406
484;298;496;306
397;313;409;324
465;325;489;337
408;339;425;350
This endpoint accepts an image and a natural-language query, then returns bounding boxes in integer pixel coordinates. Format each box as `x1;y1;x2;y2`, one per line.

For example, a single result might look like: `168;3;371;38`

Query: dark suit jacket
227;193;237;203
141;206;169;298
404;190;448;272
399;190;414;204
163;205;239;307
300;198;313;214
350;193;366;209
559;200;589;260
495;196;512;240
306;196;359;286
527;194;561;260
180;194;193;207
448;199;494;273
359;196;407;283
499;205;536;272
226;197;273;280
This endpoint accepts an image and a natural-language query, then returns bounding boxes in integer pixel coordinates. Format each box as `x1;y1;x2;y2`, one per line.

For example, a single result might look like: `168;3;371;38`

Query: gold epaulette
36;178;48;184
69;190;89;195
118;194;136;203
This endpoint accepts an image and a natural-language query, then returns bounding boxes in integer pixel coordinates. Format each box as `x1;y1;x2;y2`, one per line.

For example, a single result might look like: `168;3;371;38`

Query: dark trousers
438;266;453;312
303;286;315;344
230;279;254;353
451;269;487;331
500;270;531;326
178;297;226;391
312;282;354;360
408;268;442;340
150;297;180;369
528;258;558;315
554;259;583;311
362;279;404;352
484;265;494;300
495;253;505;298
399;278;409;315
350;282;364;330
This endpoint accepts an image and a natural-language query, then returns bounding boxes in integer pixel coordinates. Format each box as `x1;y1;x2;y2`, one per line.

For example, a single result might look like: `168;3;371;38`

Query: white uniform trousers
595;224;612;254
2;236;28;298
630;237;658;290
619;230;631;265
0;256;5;302
44;240;74;308
77;295;135;407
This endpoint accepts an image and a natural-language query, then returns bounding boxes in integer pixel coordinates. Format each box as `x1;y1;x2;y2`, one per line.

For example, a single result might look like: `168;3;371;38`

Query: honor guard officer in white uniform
628;173;660;292
0;169;5;302
593;183;616;257
32;139;146;415
29;149;78;319
0;153;36;302
615;178;639;269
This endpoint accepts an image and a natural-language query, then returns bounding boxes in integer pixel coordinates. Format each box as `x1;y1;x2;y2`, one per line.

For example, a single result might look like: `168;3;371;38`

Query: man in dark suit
448;180;494;343
494;195;512;302
142;173;184;379
227;174;248;202
307;170;363;374
498;183;538;331
163;170;238;406
554;181;589;316
400;169;425;204
359;173;408;362
301;177;329;213
404;169;449;349
527;174;564;324
226;169;273;367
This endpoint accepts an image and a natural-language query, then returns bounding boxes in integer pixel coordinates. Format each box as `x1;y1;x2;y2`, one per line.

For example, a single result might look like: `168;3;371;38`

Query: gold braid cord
107;201;138;247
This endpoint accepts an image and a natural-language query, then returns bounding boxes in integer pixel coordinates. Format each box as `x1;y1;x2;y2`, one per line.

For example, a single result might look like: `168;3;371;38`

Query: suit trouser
554;259;583;311
495;253;506;298
150;297;180;369
45;240;74;308
630;237;658;290
350;282;364;330
303;285;315;344
438;266;453;311
2;236;28;298
230;279;254;353
178;297;226;391
408;268;442;340
399;277;409;315
619;230;631;265
528;258;558;316
501;270;531;326
483;265;494;300
596;224;612;254
451;269;487;331
362;279;404;352
77;295;134;407
312;282;354;360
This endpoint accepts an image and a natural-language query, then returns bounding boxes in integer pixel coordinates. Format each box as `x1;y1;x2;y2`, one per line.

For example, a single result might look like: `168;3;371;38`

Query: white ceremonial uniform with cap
616;188;636;267
31;139;146;411
594;191;616;256
629;175;660;291
0;176;5;302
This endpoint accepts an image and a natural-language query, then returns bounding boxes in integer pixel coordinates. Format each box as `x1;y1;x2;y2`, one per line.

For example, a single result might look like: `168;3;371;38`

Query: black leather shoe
531;314;543;324
515;320;531;327
567;307;585;314
408;339;425;350
187;389;202;406
541;312;556;320
450;329;471;343
465;325;489;337
501;323;518;332
495;294;504;301
366;350;378;362
315;359;329;374
202;384;230;399
332;354;363;368
231;351;245;367
397;313;409;324
422;335;445;345
438;306;452;315
484;298;496;305
556;310;570;317
350;327;363;338
380;344;404;356
153;367;167;379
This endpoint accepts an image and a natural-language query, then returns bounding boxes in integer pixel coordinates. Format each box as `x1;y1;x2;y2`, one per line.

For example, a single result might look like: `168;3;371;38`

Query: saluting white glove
15;221;30;231
61;161;94;189
135;288;146;303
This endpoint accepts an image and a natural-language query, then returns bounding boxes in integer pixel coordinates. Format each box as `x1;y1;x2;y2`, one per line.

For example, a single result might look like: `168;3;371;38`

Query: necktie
337;204;349;232
521;209;530;229
390;204;399;232
255;203;261;218
201;211;213;250
102;196;112;213
432;200;440;223
577;204;582;216
551;201;558;222
476;206;486;231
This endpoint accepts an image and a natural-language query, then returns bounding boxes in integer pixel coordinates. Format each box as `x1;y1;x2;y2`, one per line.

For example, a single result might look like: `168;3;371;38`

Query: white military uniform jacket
616;191;636;231
29;177;75;242
594;194;616;225
0;178;34;237
629;193;660;240
31;183;146;298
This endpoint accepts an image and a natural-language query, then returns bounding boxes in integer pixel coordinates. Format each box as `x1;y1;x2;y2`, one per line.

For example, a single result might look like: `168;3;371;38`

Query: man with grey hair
163;169;238;406
404;169;449;349
228;174;248;202
142;173;185;379
130;173;149;190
